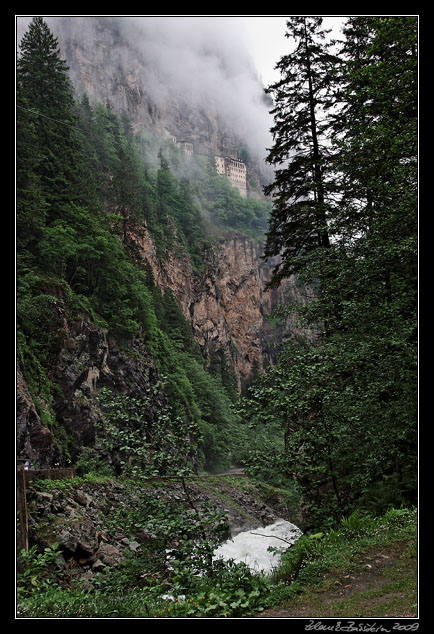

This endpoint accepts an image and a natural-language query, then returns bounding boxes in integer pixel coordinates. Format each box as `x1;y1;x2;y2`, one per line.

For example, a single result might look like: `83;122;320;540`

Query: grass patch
28;473;114;493
18;472;417;619
259;507;417;619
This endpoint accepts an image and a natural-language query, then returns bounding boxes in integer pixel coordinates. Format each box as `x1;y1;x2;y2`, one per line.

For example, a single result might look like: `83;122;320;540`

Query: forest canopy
17;16;417;527
239;16;417;525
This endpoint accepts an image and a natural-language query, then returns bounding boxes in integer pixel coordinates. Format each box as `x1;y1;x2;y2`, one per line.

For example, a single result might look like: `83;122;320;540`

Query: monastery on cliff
214;155;247;198
169;134;247;198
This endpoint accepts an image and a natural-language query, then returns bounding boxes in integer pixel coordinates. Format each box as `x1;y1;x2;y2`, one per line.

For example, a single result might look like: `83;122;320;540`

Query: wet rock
120;537;140;551
97;543;122;567
56;519;99;558
77;522;99;555
76;490;92;507
128;541;141;552
58;531;79;554
35;491;54;501
16;366;60;468
91;558;106;571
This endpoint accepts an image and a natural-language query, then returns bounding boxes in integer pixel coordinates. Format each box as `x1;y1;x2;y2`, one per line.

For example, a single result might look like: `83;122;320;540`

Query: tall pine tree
16;80;47;256
263;17;339;286
245;16;418;523
331;16;417;241
17;17;85;222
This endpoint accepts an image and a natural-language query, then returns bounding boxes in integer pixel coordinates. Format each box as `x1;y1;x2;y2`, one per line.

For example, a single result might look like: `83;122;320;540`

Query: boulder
76;490;92;507
97;543;122;567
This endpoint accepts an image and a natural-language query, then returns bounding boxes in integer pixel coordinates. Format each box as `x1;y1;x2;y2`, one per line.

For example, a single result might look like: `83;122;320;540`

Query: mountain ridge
16;16;302;472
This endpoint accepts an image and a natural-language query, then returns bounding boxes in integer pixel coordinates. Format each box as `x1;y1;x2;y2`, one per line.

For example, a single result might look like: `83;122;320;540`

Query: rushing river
213;519;302;575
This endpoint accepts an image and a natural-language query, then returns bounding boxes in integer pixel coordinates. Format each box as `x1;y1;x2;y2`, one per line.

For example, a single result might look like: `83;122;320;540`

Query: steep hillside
40;16;274;191
128;224;310;388
16;17;310;472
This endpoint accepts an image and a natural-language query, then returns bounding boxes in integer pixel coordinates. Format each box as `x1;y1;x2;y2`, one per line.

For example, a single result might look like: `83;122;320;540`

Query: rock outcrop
17;366;60;468
26;476;297;574
128;225;310;388
17;293;164;467
47;17;239;155
190;237;305;382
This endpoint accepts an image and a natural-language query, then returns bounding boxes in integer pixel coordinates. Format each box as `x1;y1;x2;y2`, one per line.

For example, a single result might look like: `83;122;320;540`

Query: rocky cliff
17;294;166;468
40;16;273;186
16;16;308;469
128;224;308;389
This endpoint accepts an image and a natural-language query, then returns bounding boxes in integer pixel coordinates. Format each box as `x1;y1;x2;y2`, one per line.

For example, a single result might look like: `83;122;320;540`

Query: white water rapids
213;519;302;575
161;518;302;602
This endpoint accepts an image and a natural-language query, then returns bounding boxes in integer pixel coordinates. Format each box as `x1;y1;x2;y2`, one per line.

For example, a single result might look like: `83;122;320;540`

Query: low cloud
17;16;274;162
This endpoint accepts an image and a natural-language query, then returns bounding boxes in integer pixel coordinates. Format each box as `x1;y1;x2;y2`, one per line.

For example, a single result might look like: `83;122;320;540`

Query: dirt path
216;467;245;476
254;540;417;618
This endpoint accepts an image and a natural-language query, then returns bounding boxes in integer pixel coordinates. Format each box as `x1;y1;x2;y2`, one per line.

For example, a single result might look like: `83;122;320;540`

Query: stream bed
213;519;302;575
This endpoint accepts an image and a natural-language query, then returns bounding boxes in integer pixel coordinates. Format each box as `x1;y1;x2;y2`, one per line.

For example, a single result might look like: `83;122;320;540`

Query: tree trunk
303;19;330;250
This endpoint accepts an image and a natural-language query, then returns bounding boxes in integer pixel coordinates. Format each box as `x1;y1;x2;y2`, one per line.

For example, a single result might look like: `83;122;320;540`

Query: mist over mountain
16;14;291;473
17;16;274;163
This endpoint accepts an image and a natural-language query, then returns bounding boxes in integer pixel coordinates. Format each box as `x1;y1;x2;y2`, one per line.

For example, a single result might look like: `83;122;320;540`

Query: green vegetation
265;507;417;618
18;475;269;618
94;386;198;477
238;16;417;528
17;484;416;618
17;17;247;473
16;16;417;619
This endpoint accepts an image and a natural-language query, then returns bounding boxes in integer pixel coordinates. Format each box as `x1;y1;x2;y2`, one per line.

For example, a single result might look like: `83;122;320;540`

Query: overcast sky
16;15;347;87
238;15;347;86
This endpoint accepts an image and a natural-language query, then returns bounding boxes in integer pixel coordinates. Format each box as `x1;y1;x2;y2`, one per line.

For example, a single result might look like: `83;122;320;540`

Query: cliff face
128;225;307;388
17;296;165;468
16;17;304;467
190;238;285;381
47;18;225;151
44;16;273;179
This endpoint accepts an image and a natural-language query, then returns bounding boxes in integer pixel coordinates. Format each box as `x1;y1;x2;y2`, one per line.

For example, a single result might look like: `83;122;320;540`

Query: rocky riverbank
25;475;299;578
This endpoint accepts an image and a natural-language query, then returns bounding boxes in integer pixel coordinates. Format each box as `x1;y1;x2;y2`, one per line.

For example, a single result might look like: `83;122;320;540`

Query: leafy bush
17;558;272;618
17;543;64;599
75;447;115;477
339;509;375;535
269;533;323;585
161;560;271;617
95;386;197;478
17;503;417;618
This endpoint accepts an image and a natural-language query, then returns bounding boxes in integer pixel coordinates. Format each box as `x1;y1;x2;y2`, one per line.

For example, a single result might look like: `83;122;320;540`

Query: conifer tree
245;16;418;521
16;81;47;256
113;144;143;243
331;16;417;240
263;17;339;286
17;17;85;220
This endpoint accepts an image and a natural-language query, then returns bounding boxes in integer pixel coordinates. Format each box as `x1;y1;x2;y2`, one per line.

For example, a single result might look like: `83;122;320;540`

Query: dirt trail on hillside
254;540;417;618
